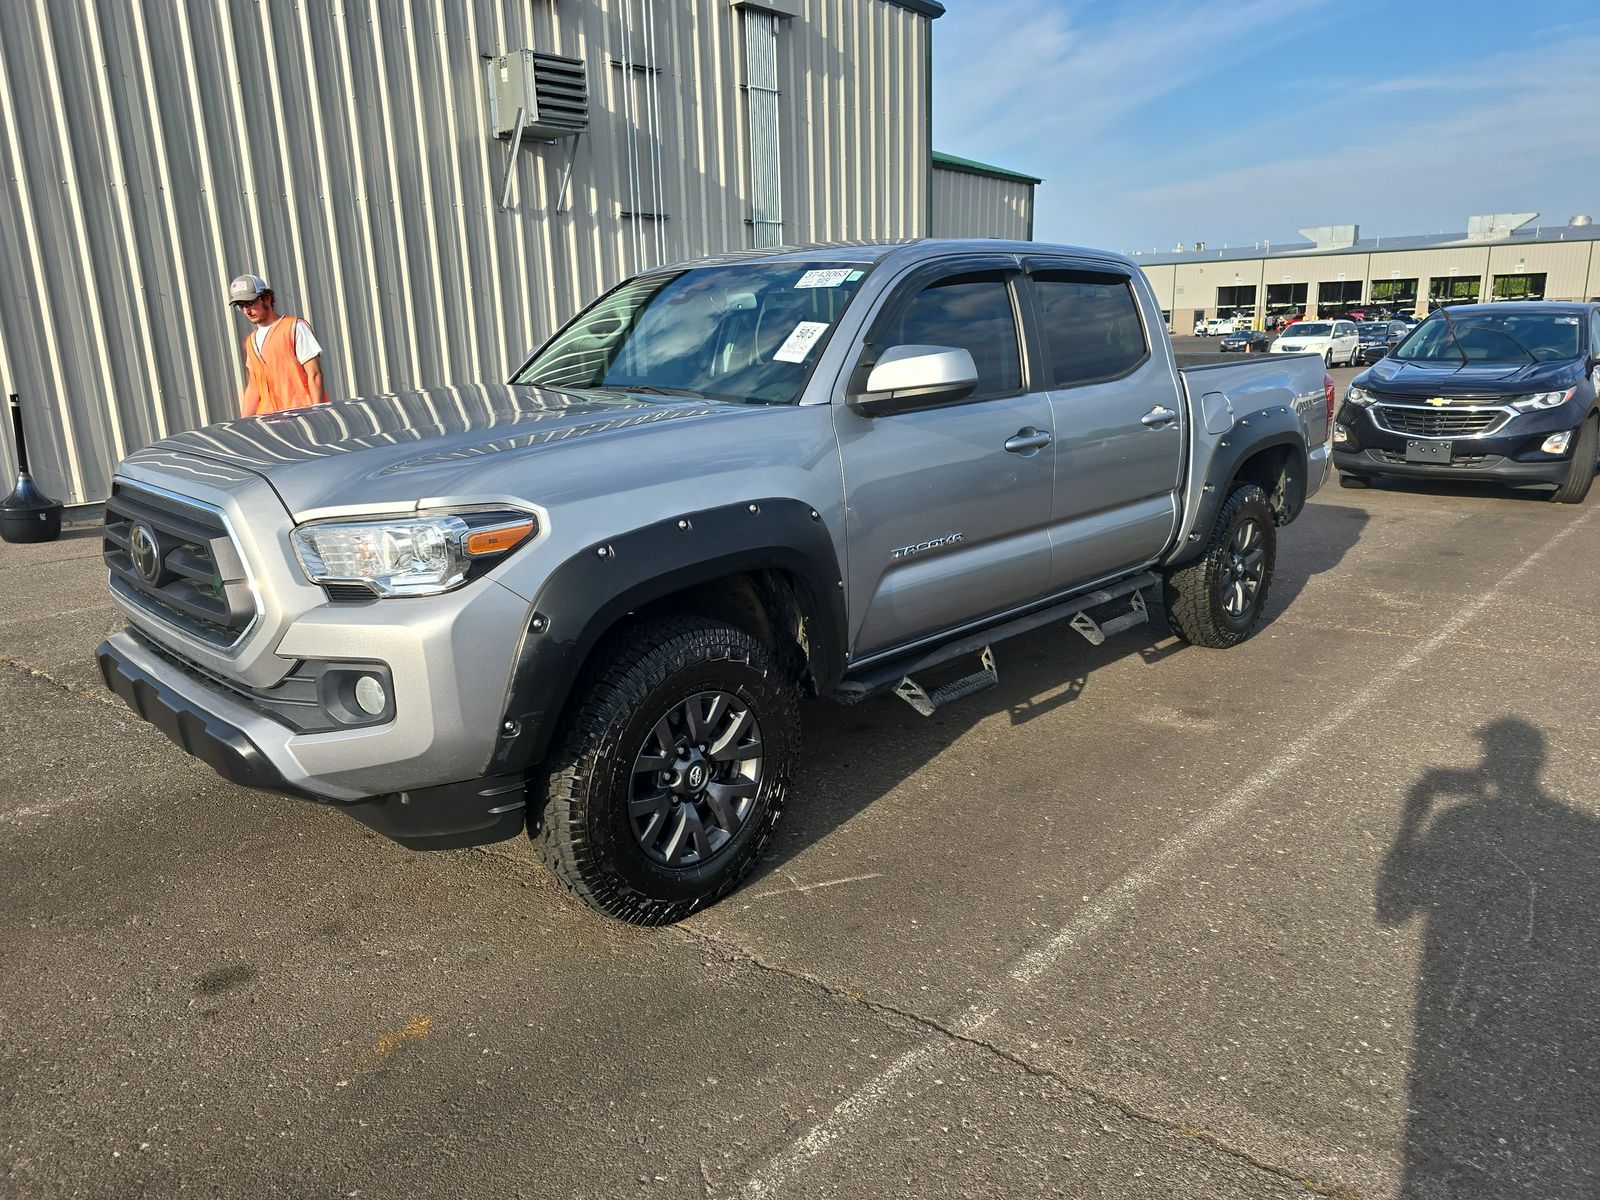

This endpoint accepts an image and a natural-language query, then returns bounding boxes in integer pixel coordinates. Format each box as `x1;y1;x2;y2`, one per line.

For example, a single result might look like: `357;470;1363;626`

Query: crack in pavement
678;926;1359;1198
0;654;120;709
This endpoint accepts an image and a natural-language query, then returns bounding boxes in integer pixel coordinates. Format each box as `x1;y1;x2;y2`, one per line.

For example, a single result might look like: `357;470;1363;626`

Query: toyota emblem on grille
130;523;161;582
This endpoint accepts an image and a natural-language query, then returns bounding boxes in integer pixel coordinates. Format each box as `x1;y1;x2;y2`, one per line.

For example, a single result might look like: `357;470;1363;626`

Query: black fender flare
1168;414;1308;569
488;498;845;775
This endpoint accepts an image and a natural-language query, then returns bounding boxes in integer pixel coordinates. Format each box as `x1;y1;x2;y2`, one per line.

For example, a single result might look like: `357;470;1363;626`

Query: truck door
1023;260;1185;590
834;261;1055;659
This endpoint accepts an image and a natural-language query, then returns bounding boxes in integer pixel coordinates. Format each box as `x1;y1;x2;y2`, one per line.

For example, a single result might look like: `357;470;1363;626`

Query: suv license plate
1405;440;1452;464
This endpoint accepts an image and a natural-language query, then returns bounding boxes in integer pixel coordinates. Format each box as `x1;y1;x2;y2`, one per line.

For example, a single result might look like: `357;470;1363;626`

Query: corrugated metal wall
0;0;931;505
930;166;1031;241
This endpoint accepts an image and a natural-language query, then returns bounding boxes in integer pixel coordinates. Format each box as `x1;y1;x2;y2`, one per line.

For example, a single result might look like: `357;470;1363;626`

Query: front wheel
1164;484;1277;649
1324;350;1334;368
1550;415;1599;505
534;618;801;925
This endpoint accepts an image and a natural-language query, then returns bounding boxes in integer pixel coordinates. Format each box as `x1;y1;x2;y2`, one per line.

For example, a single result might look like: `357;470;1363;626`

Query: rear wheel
1550;415;1599;505
534;617;800;925
1163;483;1276;649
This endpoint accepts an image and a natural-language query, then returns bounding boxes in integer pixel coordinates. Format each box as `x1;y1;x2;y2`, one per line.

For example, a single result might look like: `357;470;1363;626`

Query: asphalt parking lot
6;375;1600;1198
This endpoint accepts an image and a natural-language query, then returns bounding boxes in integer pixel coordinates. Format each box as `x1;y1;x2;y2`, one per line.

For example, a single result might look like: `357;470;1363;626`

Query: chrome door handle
1141;406;1178;427
1004;427;1053;453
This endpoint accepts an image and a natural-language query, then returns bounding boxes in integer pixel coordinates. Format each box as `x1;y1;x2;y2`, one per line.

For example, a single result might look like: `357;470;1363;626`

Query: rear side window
1032;270;1148;388
886;273;1022;399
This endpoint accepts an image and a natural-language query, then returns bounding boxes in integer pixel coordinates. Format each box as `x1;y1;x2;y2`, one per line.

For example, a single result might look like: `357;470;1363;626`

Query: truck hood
1358;356;1584;398
123;383;760;516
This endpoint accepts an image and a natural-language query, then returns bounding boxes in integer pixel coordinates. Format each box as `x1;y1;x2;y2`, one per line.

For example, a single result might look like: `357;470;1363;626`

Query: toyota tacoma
98;240;1334;923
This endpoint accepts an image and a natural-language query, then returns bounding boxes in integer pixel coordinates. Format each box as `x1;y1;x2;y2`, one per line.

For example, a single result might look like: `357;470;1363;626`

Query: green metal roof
931;151;1042;186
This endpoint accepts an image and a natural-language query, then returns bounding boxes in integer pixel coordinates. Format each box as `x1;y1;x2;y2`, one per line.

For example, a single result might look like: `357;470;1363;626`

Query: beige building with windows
1134;215;1600;331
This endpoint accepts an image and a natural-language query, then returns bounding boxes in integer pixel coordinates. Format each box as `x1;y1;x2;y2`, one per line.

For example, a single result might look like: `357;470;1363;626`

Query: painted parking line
738;503;1598;1199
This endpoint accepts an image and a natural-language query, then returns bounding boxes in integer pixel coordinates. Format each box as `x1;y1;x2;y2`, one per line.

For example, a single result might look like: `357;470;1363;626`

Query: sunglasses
232;296;266;309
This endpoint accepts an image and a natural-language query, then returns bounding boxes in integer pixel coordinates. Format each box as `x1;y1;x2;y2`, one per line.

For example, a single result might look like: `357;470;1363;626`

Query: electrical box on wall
489;50;588;140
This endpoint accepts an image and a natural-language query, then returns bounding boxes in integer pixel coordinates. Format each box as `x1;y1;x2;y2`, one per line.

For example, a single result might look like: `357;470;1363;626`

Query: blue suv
1333;302;1600;503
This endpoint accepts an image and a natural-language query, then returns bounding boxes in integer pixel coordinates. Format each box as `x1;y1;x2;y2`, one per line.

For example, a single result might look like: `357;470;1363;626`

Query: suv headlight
291;511;537;597
1511;388;1575;412
1346;386;1374;406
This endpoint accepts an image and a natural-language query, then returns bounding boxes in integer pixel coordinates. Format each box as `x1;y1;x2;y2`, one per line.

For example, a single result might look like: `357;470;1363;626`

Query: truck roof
652;238;1138;275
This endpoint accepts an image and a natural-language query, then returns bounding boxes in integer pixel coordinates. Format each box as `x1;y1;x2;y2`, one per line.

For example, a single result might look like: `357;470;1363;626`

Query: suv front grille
104;483;257;649
1371;404;1509;439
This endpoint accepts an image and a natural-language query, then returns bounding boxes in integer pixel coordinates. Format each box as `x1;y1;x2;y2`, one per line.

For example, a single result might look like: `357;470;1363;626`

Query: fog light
1542;431;1573;455
1332;425;1350;444
354;674;388;716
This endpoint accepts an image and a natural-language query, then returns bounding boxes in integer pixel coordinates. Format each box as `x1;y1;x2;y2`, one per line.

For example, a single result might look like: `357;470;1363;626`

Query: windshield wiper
605;384;708;399
1435;306;1469;365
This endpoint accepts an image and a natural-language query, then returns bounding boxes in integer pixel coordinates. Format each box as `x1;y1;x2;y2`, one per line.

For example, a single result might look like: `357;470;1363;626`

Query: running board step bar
833;571;1160;711
1069;590;1148;646
893;647;997;716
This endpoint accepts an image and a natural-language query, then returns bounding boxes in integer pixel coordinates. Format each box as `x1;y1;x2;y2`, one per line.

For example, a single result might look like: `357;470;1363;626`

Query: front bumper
97;633;528;850
1332;447;1568;484
1332;400;1581;485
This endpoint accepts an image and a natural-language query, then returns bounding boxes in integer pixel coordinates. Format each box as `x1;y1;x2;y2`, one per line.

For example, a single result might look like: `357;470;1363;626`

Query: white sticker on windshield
1557;316;1580;324
794;268;852;289
774;321;829;363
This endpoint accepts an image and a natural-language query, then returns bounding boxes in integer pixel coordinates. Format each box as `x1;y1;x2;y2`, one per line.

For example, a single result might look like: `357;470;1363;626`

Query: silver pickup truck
97;240;1332;923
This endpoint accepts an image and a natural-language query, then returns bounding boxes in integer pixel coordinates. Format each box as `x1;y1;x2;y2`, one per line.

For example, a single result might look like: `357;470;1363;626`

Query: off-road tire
1163;483;1277;649
533;618;800;925
1550;414;1598;505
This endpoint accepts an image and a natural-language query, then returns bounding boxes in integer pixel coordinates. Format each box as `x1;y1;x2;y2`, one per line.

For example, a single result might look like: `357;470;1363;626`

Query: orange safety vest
243;316;323;414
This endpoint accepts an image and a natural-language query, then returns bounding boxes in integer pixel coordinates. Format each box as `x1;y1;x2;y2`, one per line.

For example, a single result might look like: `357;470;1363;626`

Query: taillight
1323;373;1336;424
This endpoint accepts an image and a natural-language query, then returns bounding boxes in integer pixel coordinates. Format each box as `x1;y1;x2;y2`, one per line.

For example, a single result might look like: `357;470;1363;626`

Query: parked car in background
1356;321;1409;364
1334;302;1600;503
1272;319;1361;366
1271;313;1304;331
1220;329;1271;353
1195;316;1243;337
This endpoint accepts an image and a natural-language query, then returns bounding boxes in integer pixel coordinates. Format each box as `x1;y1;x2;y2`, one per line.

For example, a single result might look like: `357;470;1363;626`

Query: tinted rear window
1033;270;1148;387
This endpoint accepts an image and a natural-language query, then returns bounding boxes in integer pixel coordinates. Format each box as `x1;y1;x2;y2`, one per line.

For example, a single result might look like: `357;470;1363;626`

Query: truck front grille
1371;404;1509;439
104;482;257;649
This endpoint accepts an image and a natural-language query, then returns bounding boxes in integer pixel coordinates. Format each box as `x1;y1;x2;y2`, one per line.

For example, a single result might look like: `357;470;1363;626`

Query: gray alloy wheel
628;690;763;867
1218;517;1266;620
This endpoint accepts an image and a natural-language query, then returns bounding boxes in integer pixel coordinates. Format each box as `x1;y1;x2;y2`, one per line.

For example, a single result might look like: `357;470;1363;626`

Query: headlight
1511;388;1575;412
1346;386;1374;406
291;511;537;597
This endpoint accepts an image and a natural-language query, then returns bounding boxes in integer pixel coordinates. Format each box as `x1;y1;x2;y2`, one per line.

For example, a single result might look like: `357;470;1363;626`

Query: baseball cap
227;273;270;304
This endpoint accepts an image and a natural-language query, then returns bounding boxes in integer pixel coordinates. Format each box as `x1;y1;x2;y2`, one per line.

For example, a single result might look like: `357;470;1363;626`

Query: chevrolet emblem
1425;397;1451;407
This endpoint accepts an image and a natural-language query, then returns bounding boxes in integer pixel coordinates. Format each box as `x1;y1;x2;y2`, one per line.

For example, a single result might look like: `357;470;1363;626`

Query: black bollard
0;393;64;544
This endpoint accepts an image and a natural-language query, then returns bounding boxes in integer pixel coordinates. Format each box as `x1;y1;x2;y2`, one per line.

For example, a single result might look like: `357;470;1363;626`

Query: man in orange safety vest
229;272;329;416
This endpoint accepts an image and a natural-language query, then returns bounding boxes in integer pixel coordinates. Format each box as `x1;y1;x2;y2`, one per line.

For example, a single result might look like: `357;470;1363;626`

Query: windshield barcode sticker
794;269;852;289
774;321;829;363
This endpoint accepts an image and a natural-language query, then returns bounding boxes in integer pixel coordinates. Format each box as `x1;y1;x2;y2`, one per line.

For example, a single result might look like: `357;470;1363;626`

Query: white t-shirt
253;316;323;364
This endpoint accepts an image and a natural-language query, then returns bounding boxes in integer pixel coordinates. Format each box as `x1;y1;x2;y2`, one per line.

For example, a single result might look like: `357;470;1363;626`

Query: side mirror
849;345;979;417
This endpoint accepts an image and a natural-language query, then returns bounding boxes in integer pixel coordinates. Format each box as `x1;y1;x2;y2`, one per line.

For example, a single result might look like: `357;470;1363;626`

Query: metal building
930;151;1039;241
1134;213;1600;330
0;0;944;507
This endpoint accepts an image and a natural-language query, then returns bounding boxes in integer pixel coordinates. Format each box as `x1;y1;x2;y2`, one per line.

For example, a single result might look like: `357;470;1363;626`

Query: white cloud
1082;35;1600;249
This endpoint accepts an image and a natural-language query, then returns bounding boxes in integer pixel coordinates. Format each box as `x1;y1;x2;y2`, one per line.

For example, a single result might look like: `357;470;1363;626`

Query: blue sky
931;1;1600;252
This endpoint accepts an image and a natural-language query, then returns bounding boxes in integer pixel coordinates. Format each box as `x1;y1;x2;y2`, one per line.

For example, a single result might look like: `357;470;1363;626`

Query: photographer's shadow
1376;718;1600;1197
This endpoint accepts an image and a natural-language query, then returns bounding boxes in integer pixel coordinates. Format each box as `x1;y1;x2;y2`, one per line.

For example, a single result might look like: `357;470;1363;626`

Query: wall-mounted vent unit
491;50;588;140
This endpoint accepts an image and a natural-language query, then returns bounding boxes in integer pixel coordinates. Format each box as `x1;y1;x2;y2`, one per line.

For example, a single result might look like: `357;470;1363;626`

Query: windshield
1358;322;1388;335
514;261;870;404
1285;322;1332;338
1392;311;1585;365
